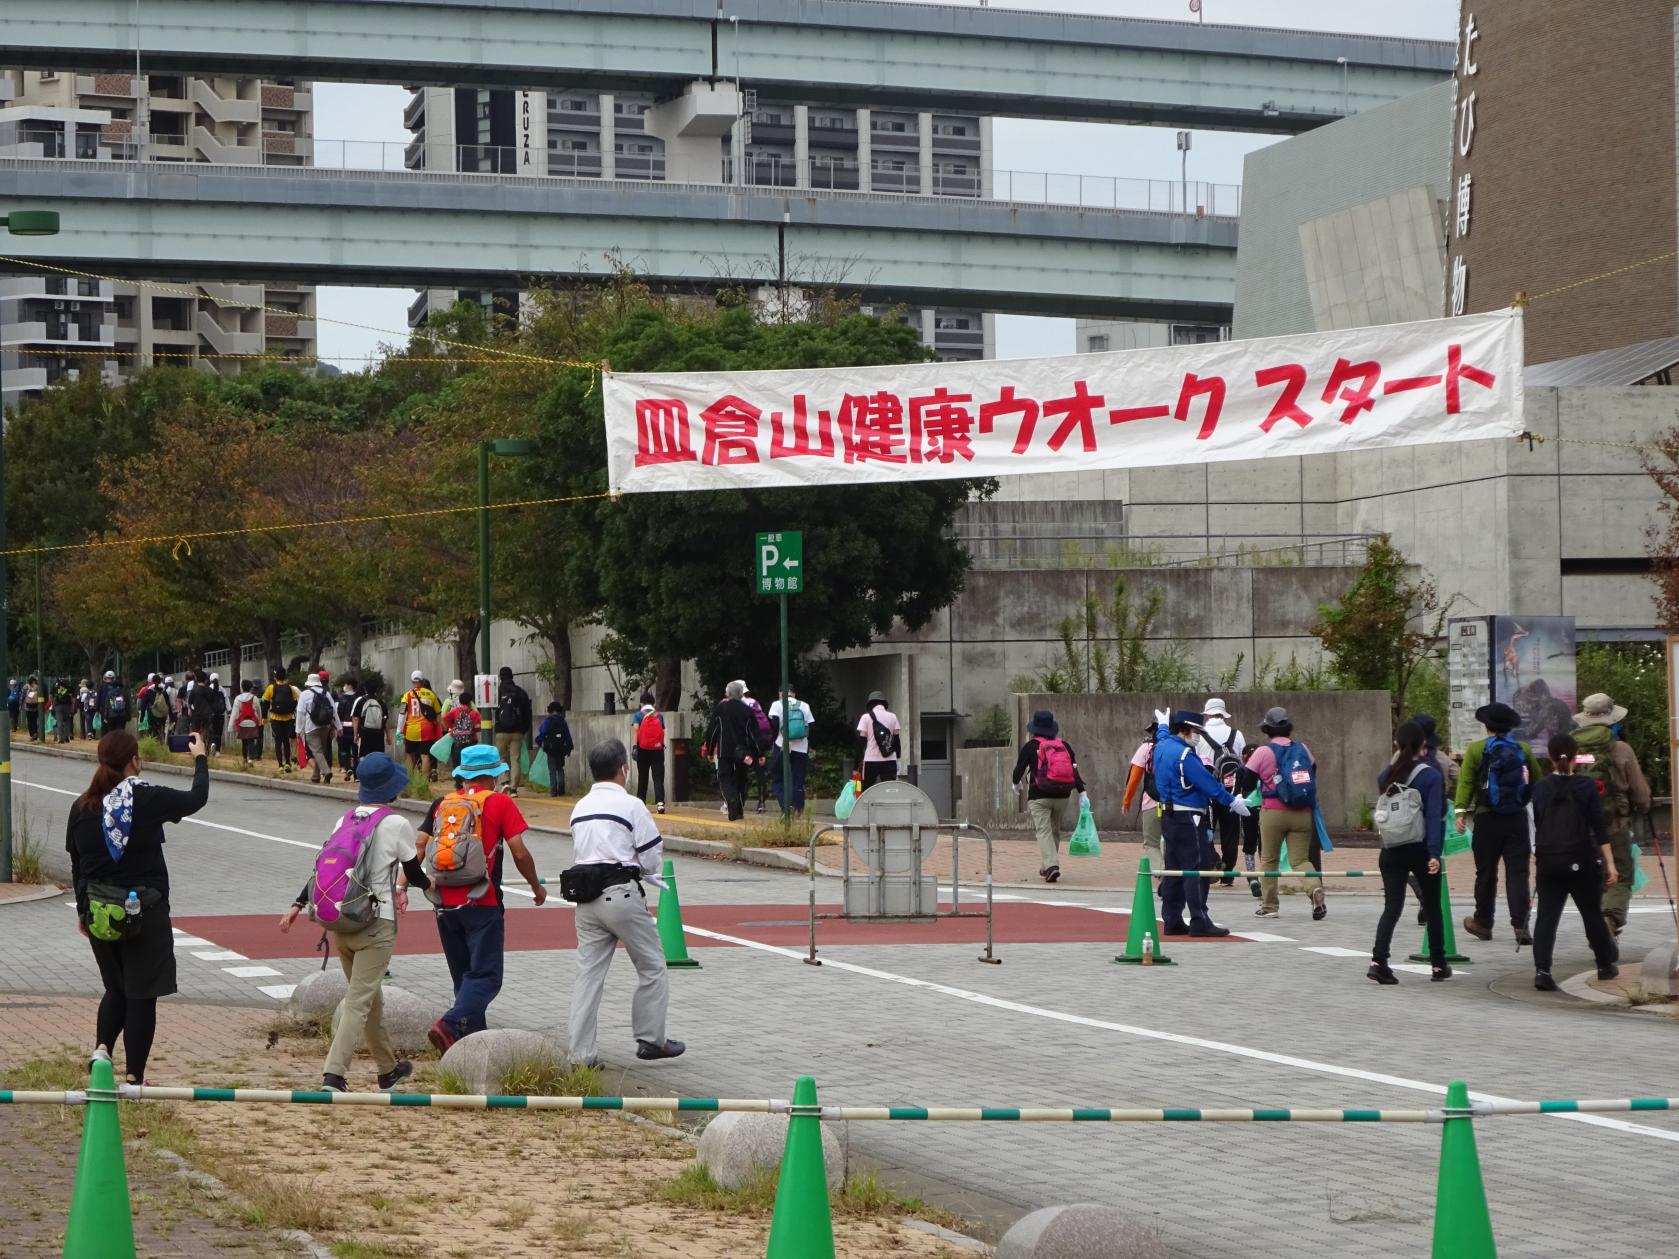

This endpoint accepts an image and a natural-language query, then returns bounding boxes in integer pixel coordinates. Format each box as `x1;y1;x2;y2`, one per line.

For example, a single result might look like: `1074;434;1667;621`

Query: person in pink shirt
1121;720;1163;876
1244;706;1325;921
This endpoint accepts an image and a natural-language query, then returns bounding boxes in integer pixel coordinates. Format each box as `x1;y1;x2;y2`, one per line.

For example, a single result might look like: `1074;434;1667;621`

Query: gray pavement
10;746;1678;1257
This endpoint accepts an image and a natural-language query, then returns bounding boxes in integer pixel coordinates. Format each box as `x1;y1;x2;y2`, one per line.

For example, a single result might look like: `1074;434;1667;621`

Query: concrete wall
956;690;1392;832
1234;80;1453;339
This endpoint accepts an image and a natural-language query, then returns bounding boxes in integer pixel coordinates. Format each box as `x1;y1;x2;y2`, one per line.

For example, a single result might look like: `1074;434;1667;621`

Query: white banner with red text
603;308;1523;494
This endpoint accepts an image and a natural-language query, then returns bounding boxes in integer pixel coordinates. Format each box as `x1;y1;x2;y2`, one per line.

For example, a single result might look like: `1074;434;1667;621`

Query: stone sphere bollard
997;1203;1168;1259
696;1111;844;1190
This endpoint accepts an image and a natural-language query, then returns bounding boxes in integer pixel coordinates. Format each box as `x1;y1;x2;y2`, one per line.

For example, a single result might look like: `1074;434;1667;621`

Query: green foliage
1252;652;1336;691
968;704;1013;748
1312;535;1452;721
1037;576;1207;692
1577;642;1669;795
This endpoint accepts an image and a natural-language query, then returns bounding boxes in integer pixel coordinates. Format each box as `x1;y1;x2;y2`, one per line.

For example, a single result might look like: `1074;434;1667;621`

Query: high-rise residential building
0;69;317;411
403;86;996;360
1075;318;1230;355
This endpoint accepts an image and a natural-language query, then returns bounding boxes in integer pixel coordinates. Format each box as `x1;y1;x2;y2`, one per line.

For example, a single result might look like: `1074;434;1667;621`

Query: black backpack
1534;785;1587;873
269;684;297;718
308;688;334;726
1207;731;1243;791
495;684;523;733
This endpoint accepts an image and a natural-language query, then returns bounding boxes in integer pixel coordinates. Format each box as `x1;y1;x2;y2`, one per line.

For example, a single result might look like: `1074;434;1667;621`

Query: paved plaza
6;746;1677;1257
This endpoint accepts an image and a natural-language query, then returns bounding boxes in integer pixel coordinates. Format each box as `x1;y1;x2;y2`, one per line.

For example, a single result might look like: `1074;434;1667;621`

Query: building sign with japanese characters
1448;9;1479;315
603;309;1524;494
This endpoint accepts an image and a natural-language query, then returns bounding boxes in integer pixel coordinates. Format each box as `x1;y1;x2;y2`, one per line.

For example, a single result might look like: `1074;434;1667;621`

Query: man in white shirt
296;673;346;784
566;739;686;1066
1196;698;1253;889
768;686;815;814
855;690;902;789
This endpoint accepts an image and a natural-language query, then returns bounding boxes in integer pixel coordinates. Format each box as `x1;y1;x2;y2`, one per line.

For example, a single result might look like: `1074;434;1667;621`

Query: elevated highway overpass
3;0;1454;133
0;157;1238;321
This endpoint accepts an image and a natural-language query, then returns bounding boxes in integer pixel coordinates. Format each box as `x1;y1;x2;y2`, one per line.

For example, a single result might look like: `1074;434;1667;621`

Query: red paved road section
175;902;1243;959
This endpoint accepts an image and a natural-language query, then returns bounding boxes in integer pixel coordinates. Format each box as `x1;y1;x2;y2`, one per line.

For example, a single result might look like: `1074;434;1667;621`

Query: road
8;746;1678;1256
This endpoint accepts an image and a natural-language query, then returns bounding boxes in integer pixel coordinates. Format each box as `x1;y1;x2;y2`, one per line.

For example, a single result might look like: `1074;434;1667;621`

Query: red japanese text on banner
604;309;1524;494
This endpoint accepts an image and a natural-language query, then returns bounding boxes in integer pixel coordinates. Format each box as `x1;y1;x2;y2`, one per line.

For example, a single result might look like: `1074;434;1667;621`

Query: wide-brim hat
1027;709;1058;738
456;743;508;780
1260;706;1292;731
1169;708;1206;731
1202;698;1231;720
1474;701;1522;733
1572;693;1627;727
866;690;887;704
357;752;409;804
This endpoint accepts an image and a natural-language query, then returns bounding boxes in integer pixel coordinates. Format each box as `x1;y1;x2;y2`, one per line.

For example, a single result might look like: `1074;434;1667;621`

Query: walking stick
1645;810;1679;934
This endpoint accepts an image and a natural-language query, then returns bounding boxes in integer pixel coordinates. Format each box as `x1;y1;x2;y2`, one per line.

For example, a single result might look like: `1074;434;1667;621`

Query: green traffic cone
1410;869;1471;964
764;1076;835;1259
657;858;701;969
1432;1079;1497;1259
64;1053;135;1259
1113;856;1173;965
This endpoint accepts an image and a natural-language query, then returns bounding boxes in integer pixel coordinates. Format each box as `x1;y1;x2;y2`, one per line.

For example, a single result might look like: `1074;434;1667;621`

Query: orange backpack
423;792;491;903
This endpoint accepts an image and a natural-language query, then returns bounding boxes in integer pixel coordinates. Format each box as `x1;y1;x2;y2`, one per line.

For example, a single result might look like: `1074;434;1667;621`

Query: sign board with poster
1447;615;1577;753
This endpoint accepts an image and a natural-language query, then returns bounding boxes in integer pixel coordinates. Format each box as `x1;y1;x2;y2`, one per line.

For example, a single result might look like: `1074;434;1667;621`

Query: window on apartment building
30;129;67;158
873;118;909;132
75;129;98;159
563;139;589;151
39;71;57;82
77;280;98;297
270;118;296;132
934;316;971;331
114;297;134;320
944;163;968;175
45;312;68;340
45;277;65;296
878;159;906;171
1088;334;1110;352
1170;324;1225;345
814;115;846;129
476;101;492;120
560;98;590;111
73;311;99;340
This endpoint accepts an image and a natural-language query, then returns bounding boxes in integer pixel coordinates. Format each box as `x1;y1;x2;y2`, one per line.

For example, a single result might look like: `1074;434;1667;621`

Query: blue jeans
1160;810;1217;932
435;904;505;1036
769;750;809;811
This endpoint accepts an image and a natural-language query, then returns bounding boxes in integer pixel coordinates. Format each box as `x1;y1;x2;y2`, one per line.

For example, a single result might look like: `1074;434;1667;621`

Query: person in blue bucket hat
417;741;547;1050
1151;709;1247;937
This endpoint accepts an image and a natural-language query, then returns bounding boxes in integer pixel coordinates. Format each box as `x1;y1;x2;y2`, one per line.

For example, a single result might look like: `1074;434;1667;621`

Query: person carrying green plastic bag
1011;709;1087;884
835;772;861;821
1067;795;1101;857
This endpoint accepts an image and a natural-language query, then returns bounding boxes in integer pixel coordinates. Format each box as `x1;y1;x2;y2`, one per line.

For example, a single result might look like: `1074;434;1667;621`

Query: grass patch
330;1243;421;1259
221;1168;333;1233
1;1052;86;1092
11;795;48;883
402;776;434;802
434;1054;603;1098
658;1164;961;1229
124;1102;199;1159
738;816;815;849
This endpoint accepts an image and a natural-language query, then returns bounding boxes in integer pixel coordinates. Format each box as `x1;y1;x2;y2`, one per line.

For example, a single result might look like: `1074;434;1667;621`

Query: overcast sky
312;0;1460;365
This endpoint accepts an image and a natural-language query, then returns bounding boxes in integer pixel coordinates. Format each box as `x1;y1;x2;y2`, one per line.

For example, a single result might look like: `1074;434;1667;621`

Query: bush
1577;642;1669;795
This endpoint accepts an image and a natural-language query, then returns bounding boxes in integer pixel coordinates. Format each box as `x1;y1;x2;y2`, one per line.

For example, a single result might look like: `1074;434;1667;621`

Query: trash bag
1443;811;1472;857
1312;806;1335;854
1244;785;1262;810
430;733;453;764
527;750;551;790
520;744;531;778
835;777;860;821
1067;796;1101;857
1632;843;1649;893
44;712;55;735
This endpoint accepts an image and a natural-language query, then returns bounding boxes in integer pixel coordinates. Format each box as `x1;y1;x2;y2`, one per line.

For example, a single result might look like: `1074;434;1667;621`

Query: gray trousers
568;881;668;1061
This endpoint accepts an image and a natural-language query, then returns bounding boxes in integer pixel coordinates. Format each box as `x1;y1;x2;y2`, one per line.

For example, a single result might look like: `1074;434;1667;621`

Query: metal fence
952;529;1377;570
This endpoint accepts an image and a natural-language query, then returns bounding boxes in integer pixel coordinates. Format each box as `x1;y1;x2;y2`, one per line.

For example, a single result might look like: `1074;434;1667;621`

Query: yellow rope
0;254;603;370
1;491;614;559
1526;248;1679;303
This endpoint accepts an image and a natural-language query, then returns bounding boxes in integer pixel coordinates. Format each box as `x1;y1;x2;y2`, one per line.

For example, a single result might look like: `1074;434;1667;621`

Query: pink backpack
309;807;391;933
1034;737;1077;797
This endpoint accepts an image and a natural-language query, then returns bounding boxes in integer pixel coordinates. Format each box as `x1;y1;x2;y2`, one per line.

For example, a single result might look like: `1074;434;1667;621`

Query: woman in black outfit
66;728;209;1084
1530;732;1620;992
1369;720;1451;985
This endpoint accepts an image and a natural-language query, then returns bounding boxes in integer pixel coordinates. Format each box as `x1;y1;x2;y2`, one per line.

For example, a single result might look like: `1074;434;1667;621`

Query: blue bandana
100;777;145;863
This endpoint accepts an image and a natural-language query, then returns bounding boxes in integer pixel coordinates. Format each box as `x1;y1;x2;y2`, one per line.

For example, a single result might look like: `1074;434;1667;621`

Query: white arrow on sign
783;557;799;570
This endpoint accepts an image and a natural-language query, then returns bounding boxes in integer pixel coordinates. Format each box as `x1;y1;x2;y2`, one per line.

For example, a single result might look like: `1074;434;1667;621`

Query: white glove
1153;708;1170;727
1228;797;1252;818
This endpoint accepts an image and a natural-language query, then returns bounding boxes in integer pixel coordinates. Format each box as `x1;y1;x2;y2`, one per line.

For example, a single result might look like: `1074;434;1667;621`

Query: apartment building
1075;317;1230;354
404;86;996;360
0;69;318;410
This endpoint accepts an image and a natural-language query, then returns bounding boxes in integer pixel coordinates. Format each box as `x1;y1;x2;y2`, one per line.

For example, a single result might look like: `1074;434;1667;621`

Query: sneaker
427;1019;459;1054
1249;879;1262;899
377;1060;414;1091
1462;916;1492;942
1044;864;1061;883
322;1073;349;1093
1597;962;1620;981
1367;962;1399;985
1431;964;1453;982
1534;971;1559;992
636;1038;687;1061
1513;924;1533;948
1254;906;1279;918
1312;902;1328;921
656;803;666;814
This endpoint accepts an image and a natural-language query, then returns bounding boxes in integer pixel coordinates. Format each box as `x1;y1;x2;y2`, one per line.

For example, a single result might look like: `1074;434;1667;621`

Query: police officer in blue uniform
1152;709;1248;937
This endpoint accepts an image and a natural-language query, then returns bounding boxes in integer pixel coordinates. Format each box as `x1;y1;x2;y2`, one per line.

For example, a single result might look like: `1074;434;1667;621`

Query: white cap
104;671;115;680
410;670;424;681
210;673;219;682
448;679;464;693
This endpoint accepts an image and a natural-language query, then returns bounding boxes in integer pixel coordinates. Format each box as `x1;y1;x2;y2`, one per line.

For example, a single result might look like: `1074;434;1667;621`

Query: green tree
1312;535;1453;723
1577;642;1669;795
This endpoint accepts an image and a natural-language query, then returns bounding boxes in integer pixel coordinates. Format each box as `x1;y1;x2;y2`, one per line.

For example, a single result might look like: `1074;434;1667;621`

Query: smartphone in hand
166;734;192;754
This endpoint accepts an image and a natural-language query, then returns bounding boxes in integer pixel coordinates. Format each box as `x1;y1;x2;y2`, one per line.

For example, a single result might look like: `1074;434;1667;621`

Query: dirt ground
2;995;970;1259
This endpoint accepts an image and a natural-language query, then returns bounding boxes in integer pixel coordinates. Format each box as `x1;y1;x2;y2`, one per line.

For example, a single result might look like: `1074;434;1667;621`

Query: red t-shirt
423;784;528;908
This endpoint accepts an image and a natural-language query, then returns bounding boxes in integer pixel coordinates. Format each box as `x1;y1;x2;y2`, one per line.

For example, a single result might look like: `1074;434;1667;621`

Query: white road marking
1301;946;1369;958
191;949;247;962
1236;931;1298;943
258;984;297;1001
221;965;282;978
170;933;214;948
680;922;1679;1145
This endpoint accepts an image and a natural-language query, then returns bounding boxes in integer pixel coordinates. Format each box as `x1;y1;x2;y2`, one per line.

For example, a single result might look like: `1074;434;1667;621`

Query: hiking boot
1513;924;1533;948
1431;964;1453;982
377;1060;414;1091
427;1019;459;1054
1462;916;1492;941
1254;906;1279;918
636;1038;687;1061
1597;962;1621;981
1367;962;1399;985
1534;971;1558;992
322;1073;349;1093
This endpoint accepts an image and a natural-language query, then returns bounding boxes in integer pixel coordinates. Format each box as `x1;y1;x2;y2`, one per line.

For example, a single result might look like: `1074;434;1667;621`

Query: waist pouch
559;863;640;905
84;883;163;942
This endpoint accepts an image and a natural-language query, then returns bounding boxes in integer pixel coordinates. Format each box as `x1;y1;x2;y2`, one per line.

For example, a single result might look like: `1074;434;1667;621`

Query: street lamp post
477;439;535;741
0;209;62;882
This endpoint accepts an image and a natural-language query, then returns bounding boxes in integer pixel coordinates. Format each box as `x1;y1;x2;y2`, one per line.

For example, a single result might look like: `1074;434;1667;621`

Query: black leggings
96;991;158;1082
1373;843;1444;964
1532;862;1618;973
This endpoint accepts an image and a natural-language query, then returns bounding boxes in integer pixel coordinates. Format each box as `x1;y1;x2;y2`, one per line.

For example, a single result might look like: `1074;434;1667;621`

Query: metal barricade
804;780;999;966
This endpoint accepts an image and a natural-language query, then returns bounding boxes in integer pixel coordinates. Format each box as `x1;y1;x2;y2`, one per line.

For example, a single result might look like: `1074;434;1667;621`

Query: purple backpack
309;807;391;933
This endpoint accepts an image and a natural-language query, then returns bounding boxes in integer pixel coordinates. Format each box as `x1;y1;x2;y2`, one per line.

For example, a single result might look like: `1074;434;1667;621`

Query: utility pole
1176;130;1192;216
